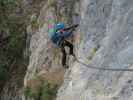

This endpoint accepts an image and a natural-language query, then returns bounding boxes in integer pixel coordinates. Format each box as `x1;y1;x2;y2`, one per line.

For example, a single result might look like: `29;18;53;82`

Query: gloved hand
74;24;79;28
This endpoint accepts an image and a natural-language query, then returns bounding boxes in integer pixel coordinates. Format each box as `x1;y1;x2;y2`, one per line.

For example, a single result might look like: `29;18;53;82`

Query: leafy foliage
0;0;26;82
40;82;58;100
24;86;36;99
24;82;58;100
0;63;8;81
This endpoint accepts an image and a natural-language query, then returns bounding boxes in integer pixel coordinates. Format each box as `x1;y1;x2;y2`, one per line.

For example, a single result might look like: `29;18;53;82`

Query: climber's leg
64;40;74;55
60;40;69;68
61;47;66;66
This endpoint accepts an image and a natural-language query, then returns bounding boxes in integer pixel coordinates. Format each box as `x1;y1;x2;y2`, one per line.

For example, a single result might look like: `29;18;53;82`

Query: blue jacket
49;30;72;46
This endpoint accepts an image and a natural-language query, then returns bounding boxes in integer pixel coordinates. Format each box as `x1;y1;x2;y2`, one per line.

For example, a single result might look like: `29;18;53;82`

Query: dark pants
60;40;74;66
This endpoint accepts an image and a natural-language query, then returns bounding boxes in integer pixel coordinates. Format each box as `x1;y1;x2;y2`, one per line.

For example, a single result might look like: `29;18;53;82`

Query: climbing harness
74;57;133;72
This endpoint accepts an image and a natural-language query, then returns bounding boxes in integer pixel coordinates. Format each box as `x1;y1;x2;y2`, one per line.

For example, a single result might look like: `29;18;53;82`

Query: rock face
56;0;133;100
23;0;80;100
24;0;133;100
2;0;133;100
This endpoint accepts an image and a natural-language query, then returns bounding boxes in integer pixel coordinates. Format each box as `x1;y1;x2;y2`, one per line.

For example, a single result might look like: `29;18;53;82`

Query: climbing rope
74;57;133;72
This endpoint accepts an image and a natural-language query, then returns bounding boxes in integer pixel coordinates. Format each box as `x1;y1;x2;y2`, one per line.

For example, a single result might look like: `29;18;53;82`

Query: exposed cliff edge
57;0;133;100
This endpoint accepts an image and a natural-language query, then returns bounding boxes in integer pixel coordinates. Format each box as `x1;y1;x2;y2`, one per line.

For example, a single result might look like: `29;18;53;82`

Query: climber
48;22;79;68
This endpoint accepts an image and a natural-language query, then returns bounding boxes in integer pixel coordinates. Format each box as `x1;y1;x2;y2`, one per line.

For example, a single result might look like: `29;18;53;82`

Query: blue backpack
48;23;72;45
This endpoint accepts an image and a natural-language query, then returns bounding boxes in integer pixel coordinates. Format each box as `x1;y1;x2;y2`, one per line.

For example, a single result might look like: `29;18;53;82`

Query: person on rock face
48;22;78;68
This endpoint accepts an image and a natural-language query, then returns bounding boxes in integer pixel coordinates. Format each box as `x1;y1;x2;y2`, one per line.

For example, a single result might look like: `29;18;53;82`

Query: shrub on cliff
0;0;26;82
0;64;8;81
24;81;58;100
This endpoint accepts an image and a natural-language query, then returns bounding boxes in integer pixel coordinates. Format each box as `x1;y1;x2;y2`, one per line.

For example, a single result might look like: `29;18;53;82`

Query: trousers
60;40;74;66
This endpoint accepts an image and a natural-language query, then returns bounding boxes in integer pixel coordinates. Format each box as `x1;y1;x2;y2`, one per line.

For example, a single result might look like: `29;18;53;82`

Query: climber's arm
56;24;79;38
63;24;79;31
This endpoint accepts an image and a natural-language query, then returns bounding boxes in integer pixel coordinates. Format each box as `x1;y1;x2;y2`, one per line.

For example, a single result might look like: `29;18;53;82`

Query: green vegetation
24;82;58;100
24;86;35;98
48;0;56;7
86;47;99;64
30;14;40;29
0;0;26;82
87;47;97;60
0;64;8;81
40;82;58;100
